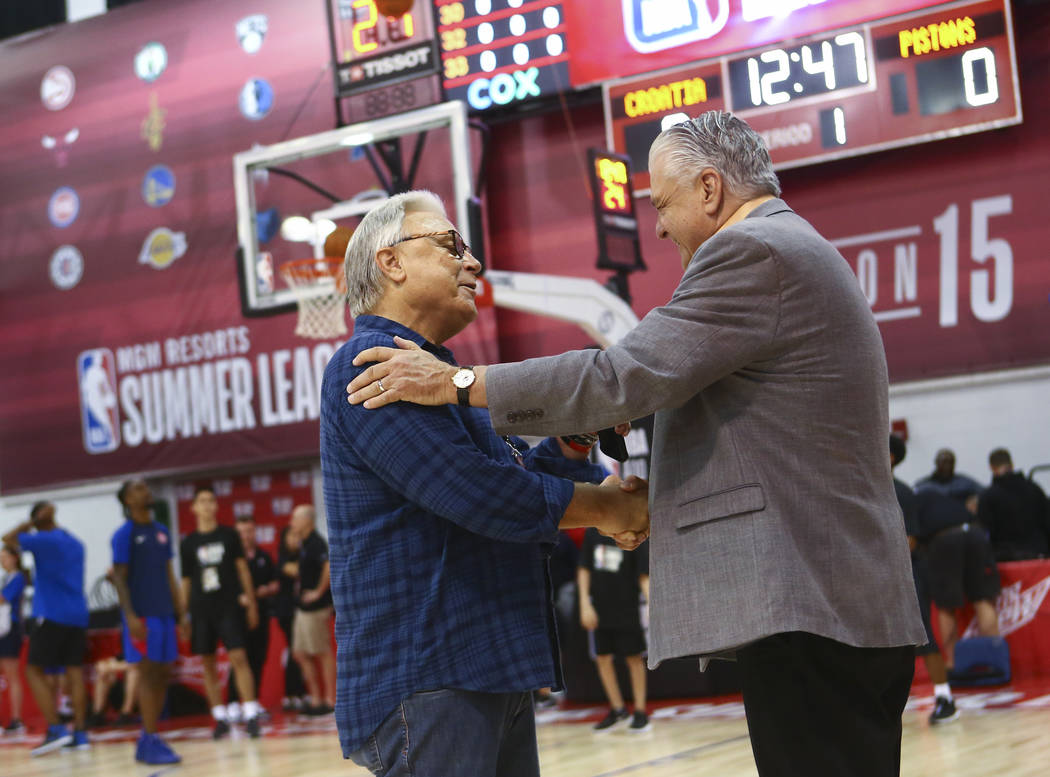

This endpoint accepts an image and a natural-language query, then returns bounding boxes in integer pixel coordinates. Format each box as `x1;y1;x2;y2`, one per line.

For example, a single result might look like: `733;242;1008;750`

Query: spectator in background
915;486;1000;670
890;435;958;725
285;505;335;715
0;544;28;733
2;503;90;754
111;480;184;764
531;432;620;710
88;655;139;727
180;486;262;738
915;448;984;512
228;515;279;715
578;527;651;732
275;526;307;711
978;448;1050;561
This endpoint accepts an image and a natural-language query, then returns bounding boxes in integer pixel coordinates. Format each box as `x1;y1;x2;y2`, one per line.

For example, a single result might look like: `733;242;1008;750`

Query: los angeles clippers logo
77;349;120;454
622;0;730;53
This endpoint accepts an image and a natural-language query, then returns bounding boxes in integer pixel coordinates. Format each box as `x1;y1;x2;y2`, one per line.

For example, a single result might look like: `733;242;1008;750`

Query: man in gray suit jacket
348;112;926;777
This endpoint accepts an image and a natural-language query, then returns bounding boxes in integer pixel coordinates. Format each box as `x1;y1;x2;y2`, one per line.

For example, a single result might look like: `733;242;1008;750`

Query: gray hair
343;190;447;317
649;111;781;199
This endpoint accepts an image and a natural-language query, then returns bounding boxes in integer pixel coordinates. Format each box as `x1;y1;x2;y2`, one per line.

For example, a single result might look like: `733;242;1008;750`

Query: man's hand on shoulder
347;336;457;408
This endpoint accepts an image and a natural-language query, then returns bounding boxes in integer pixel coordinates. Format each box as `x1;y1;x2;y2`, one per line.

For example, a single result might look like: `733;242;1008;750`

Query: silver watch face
452;368;475;389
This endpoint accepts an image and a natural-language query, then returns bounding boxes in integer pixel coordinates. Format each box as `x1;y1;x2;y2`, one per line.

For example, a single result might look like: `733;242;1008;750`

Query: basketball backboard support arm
484;270;640;347
233;101;473;316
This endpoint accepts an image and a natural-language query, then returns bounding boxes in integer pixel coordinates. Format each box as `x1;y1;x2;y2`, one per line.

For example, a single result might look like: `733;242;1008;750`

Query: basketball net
280;257;348;338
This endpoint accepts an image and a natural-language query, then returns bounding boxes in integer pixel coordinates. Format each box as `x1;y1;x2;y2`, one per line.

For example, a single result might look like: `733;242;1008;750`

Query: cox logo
466;67;540;111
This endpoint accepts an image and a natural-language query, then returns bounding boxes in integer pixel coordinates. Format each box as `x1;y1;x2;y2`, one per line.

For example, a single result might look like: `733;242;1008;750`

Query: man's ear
374;247;406;284
696;167;723;216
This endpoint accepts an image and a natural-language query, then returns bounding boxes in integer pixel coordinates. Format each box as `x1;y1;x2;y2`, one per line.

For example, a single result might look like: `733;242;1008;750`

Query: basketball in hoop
375;0;414;18
280;257;348;339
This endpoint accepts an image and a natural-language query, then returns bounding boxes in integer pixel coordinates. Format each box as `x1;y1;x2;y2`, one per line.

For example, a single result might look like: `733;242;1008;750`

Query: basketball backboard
232;101;473;317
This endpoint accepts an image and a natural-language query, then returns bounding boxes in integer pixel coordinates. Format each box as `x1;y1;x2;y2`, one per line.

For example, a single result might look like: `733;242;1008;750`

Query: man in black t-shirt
226;515;279;713
578;528;650;732
180;486;261;738
284;504;335;714
978;448;1050;561
890;435;958;725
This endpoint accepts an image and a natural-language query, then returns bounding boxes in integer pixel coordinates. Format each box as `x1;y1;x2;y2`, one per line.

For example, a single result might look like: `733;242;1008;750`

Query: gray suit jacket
487;199;926;668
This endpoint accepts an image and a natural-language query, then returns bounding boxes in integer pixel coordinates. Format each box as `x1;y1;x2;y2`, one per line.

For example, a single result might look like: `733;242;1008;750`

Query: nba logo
77;349;120;454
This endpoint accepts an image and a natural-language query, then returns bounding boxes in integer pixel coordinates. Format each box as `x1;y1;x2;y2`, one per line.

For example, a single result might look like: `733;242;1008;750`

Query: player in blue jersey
1;543;29;732
111;480;186;765
3;503;90;755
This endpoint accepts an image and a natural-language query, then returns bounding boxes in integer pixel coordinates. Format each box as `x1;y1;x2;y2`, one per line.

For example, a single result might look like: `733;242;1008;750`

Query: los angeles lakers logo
138;227;187;269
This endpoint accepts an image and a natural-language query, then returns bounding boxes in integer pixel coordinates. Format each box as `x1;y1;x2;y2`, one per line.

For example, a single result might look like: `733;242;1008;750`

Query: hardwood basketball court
3;683;1049;777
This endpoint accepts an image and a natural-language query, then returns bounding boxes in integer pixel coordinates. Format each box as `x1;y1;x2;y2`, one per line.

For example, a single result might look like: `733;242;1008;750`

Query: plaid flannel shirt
320;315;588;756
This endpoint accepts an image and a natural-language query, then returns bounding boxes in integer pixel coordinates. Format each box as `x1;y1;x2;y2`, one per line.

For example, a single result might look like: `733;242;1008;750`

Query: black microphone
598;427;628;462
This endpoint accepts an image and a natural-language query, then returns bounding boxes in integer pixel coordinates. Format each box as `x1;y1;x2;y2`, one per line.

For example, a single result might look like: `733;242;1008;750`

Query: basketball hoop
279;257;348;339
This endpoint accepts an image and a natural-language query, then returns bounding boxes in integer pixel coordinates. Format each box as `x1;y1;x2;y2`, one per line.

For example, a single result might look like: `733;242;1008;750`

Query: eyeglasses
390;230;472;261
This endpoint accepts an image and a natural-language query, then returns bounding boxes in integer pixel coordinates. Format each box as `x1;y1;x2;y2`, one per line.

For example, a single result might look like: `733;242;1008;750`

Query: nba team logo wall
239;78;274;120
623;0;730;53
41;65;76;110
236;15;269;54
142;165;176;207
48;186;79;228
77;349;121;454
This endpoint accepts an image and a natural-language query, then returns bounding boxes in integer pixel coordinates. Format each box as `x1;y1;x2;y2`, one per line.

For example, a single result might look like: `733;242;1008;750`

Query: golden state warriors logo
138;227;187;270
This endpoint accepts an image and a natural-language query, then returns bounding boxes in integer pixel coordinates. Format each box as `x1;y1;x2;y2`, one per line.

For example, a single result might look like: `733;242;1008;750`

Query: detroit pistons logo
77;349;120;454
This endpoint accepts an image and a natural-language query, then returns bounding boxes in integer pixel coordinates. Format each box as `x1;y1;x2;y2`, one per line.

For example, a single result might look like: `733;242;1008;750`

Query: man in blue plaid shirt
320;191;649;777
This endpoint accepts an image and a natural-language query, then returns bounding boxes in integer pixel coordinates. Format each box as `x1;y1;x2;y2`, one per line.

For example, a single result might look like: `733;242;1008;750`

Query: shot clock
326;0;442;121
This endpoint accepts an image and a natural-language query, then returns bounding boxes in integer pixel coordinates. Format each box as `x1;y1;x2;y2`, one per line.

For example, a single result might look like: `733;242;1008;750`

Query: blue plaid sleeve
328;352;573;545
521;436;610;484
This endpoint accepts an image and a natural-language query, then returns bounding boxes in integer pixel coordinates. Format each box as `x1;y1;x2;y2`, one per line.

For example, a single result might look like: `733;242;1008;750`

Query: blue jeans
348;689;539;777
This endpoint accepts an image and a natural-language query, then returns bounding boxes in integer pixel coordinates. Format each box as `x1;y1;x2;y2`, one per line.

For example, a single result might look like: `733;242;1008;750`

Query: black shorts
927;526;1000;610
190;607;247;655
591;627;646;658
910;555;939;656
27;619;87;667
0;626;24;658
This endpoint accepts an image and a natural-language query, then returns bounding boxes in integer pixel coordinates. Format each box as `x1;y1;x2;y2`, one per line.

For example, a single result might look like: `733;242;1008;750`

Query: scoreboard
435;0;569;112
604;0;1021;190
325;1;1023;179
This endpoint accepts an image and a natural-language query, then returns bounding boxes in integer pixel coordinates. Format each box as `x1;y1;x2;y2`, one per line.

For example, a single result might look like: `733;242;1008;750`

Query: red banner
914;559;1050;682
566;0;951;87
0;0;497;494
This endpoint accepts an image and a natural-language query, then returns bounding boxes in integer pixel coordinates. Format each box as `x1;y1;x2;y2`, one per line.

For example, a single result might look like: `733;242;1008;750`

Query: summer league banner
0;0;496;492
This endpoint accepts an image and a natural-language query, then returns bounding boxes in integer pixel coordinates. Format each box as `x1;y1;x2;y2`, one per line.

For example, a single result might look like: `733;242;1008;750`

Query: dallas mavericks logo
77;349;120;454
622;0;730;53
239;78;274;120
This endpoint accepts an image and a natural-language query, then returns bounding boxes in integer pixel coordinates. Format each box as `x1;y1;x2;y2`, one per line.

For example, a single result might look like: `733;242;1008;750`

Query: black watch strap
457;366;473;407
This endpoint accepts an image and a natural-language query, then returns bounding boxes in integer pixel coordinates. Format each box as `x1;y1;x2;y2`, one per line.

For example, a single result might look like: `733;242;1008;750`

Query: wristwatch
452;366;475;407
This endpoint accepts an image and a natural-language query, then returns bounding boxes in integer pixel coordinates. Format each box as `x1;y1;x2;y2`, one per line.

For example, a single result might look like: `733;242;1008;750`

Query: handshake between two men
345;335;650;551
